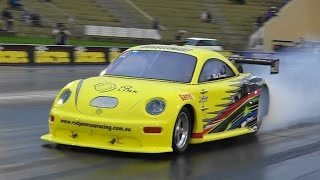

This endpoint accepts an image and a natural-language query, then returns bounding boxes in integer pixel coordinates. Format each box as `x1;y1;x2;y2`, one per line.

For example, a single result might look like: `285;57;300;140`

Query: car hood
76;76;189;117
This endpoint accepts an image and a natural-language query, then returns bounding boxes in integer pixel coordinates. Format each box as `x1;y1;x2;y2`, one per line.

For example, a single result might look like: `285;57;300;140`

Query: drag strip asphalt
1;99;320;180
0;66;320;180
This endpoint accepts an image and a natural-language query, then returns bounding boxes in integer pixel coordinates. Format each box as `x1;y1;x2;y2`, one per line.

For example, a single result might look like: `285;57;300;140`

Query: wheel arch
182;104;195;132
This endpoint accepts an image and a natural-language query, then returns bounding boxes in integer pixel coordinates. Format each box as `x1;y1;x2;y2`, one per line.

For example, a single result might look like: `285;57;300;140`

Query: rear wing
228;57;279;74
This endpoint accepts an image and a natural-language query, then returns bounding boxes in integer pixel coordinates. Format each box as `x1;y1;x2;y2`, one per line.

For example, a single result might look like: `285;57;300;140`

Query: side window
199;59;235;83
210;40;220;46
198;40;219;46
197;40;209;46
197;40;203;46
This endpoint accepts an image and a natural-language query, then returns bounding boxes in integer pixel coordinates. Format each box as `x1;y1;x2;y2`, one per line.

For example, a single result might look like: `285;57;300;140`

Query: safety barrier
0;44;128;65
4;44;309;65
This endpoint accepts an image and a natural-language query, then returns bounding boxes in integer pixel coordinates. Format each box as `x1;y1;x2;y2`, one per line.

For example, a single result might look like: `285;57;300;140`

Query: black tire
172;107;192;153
254;86;269;135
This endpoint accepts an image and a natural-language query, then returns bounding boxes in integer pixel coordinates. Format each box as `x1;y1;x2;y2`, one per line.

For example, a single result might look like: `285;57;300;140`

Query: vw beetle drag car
41;45;279;153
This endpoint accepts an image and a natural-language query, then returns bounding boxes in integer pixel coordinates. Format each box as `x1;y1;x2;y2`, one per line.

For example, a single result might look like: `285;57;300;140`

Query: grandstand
0;0;282;50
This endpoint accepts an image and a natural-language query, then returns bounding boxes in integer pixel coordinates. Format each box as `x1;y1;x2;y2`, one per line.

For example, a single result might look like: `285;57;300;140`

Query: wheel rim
174;112;189;149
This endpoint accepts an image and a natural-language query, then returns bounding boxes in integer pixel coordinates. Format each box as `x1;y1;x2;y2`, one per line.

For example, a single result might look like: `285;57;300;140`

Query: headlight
58;89;72;105
146;99;165;115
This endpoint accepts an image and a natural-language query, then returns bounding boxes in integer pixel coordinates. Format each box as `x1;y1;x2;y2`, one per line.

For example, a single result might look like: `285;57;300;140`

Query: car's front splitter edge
40;134;172;153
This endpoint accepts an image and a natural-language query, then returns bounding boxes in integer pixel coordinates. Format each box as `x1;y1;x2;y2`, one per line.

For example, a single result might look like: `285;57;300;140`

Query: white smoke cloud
243;50;320;132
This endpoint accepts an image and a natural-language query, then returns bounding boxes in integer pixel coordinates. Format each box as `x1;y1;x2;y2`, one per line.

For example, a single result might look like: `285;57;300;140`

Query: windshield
103;50;197;83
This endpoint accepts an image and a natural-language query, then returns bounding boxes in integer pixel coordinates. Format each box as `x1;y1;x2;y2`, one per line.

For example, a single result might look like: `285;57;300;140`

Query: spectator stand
84;25;161;40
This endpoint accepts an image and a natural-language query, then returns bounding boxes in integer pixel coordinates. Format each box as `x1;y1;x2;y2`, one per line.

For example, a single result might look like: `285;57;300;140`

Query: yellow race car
41;45;279;153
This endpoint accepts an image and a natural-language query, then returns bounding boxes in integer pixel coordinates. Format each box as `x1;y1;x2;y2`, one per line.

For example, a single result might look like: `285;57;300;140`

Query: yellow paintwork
190;127;255;144
41;45;256;153
35;51;70;63
75;52;105;63
0;51;29;63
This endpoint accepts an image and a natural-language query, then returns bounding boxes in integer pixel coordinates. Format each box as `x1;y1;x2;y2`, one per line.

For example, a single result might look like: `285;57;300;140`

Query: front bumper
41;109;175;153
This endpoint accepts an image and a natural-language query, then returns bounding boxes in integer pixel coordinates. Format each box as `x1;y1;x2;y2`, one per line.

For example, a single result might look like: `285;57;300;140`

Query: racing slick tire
254;86;269;135
172;107;192;153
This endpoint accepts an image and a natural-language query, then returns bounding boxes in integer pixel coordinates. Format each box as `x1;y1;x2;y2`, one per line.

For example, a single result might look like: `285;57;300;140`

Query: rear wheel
254;86;269;134
172;107;192;153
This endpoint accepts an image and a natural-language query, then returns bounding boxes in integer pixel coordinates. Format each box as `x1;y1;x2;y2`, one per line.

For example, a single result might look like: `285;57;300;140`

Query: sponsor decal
139;45;191;52
69;131;78;138
34;45;70;63
118;85;138;93
75;52;105;63
0;51;29;63
179;93;193;101
96;108;103;114
199;96;208;103
34;51;70;63
94;83;138;94
95;82;117;92
60;119;132;132
208;73;227;80
74;46;106;63
109;137;123;145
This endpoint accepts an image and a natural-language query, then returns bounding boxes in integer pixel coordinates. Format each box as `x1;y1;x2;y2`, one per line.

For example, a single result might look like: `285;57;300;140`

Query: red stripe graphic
192;89;261;138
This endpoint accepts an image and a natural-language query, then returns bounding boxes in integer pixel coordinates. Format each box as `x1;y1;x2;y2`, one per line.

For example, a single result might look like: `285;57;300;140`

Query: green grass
0;36;139;47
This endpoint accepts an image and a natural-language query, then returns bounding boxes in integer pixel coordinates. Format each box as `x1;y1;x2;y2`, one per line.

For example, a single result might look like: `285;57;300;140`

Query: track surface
1;66;320;180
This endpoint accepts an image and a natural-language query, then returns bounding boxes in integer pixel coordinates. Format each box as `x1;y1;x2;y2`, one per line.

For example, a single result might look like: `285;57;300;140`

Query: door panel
196;58;263;138
199;74;262;136
199;78;241;134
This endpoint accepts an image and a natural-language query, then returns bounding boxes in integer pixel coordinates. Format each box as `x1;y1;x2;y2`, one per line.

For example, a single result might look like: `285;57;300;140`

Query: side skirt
189;127;255;144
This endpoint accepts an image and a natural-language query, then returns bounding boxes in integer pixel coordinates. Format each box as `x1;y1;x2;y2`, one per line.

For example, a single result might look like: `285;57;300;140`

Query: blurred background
1;0;318;51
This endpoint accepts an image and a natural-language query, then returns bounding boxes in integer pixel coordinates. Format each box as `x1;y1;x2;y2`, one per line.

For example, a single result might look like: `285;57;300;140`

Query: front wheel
172;107;192;153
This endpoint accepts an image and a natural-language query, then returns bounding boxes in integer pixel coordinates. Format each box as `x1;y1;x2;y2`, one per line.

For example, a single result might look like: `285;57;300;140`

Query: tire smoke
243;50;320;132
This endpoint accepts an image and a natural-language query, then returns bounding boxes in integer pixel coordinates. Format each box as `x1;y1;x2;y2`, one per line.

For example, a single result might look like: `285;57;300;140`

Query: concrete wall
264;0;320;51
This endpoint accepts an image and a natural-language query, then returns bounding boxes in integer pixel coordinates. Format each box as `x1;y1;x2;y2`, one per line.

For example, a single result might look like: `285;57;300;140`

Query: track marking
0;91;57;100
0;125;47;133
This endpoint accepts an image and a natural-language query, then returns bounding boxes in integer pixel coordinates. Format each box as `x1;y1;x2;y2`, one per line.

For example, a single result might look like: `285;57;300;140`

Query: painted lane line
0;91;58;100
0;125;47;133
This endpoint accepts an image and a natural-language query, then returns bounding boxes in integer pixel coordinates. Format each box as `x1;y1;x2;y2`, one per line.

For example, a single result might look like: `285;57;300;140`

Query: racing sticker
95;82;117;92
74;46;106;63
179;93;193;101
118;85;138;93
139;45;192;52
60;119;131;132
0;45;30;64
109;137;123;145
34;45;71;63
0;51;29;63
